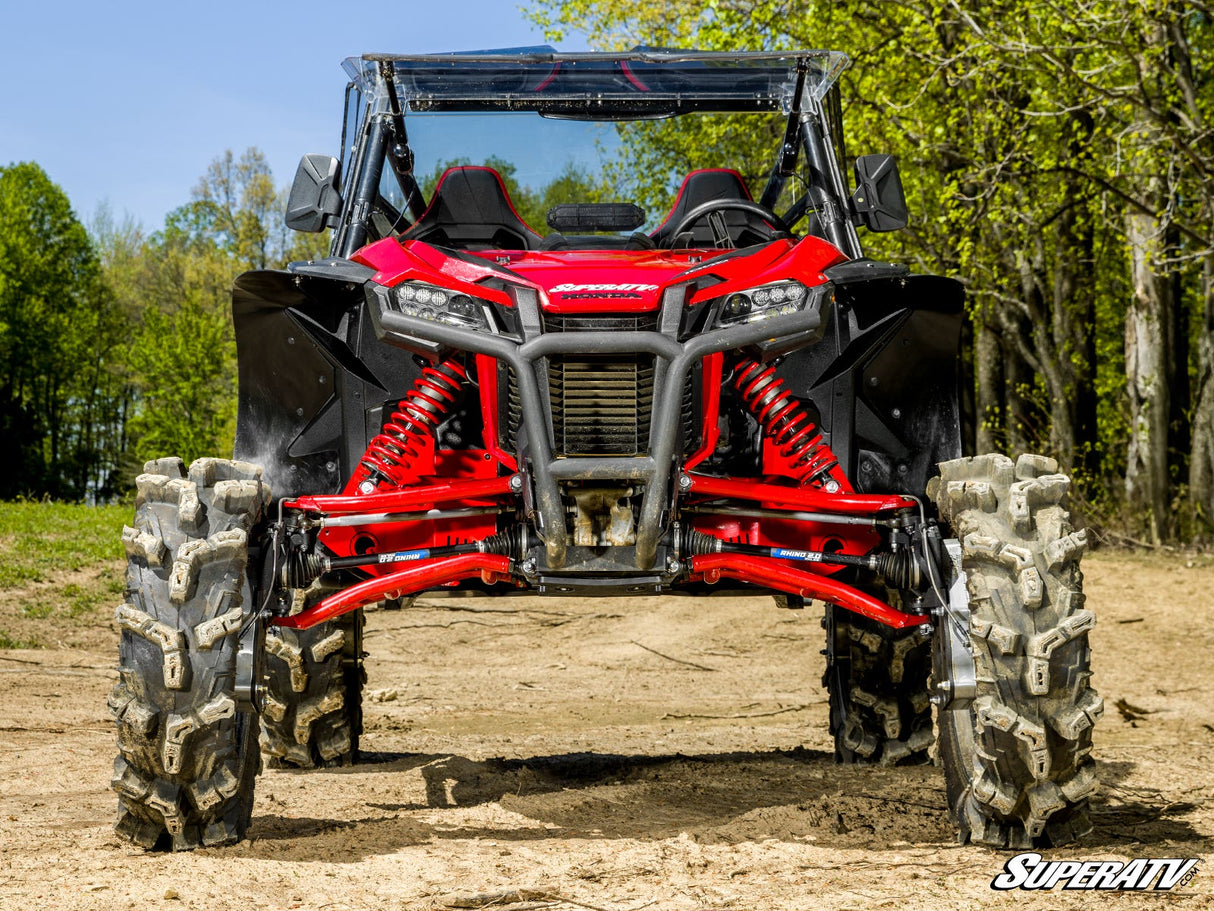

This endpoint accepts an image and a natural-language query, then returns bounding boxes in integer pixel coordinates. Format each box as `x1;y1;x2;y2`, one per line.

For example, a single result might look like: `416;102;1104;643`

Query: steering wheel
666;199;792;249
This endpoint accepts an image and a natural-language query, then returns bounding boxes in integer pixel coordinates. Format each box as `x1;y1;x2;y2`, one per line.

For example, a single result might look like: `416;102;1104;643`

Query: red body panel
482;250;691;312
353;234;848;313
352;239;522;305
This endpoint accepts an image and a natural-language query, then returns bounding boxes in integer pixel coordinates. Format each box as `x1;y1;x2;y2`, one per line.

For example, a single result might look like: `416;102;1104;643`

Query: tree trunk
1124;195;1174;544
1166;224;1190;472
974;315;1004;453
1054;176;1098;483
1189;255;1214;533
1002;315;1036;456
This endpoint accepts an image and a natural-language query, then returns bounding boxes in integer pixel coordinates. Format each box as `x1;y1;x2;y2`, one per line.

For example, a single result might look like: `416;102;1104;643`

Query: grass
0;500;131;648
0;630;41;648
0;500;129;587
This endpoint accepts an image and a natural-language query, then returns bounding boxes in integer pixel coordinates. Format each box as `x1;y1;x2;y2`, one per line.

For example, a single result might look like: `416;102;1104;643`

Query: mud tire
259;601;364;769
824;604;934;765
109;457;270;850
930;452;1100;848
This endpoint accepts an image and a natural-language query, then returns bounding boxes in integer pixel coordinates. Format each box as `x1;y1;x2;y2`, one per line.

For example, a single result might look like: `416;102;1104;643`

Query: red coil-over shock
732;358;851;492
350;358;468;493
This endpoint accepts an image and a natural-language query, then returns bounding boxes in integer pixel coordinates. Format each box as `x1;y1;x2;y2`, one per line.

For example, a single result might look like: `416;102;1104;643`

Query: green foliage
0;148;333;499
191;148;286;271
126;298;236;467
101;148;326;477
528;0;1214;542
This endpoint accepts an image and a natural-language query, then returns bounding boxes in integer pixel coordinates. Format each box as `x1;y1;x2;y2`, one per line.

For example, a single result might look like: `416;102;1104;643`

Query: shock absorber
732;358;849;492
353;358;468;493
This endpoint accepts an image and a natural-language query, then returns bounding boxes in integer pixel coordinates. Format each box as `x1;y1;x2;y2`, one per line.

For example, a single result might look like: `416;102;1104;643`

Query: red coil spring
732;358;849;491
356;359;468;491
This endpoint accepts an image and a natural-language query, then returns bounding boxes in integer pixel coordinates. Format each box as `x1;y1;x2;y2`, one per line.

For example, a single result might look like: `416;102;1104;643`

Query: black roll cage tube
380;62;428;222
336;114;389;257
759;66;807;212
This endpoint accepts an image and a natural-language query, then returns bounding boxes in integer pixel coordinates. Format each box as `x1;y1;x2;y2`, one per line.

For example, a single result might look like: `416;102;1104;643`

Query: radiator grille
544;312;659;333
500;311;698;458
549;355;654;456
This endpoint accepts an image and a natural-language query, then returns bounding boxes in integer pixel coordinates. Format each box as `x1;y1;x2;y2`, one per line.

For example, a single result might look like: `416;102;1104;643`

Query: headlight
393;281;492;331
714;279;811;326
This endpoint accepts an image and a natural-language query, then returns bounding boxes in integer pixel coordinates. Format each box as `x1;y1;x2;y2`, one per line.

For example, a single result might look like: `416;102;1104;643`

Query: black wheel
823;603;934;765
259;594;364;768
929;453;1101;847
108;457;269;850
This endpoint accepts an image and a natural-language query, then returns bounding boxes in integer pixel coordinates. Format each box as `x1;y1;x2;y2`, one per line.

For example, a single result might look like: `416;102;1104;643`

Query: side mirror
851;154;909;232
285;155;342;232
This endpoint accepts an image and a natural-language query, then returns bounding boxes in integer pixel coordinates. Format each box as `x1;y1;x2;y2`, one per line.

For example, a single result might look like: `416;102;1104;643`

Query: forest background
0;0;1209;545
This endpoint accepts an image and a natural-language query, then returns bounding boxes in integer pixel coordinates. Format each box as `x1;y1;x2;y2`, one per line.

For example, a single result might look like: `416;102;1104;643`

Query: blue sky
0;1;575;230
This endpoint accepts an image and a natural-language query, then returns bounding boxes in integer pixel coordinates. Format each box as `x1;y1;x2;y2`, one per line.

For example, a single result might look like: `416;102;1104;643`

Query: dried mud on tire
1;552;1212;910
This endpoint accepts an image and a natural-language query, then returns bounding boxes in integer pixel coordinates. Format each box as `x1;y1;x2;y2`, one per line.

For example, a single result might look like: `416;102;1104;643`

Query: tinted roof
342;47;849;116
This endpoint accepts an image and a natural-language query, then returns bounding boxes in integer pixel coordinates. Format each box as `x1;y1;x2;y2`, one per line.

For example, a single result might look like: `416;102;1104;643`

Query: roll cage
327;48;865;260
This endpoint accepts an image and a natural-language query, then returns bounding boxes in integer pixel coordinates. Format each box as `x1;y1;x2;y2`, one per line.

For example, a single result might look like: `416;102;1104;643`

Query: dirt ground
0;550;1211;910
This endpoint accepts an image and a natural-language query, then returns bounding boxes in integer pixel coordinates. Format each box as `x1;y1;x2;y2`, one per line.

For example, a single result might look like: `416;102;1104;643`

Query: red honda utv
109;48;1099;851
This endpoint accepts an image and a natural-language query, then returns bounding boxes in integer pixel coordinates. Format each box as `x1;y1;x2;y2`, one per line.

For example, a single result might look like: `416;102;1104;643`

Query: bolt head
916;623;934;639
678;475;692;490
509;475;524;491
666;558;681;574
521;558;537;574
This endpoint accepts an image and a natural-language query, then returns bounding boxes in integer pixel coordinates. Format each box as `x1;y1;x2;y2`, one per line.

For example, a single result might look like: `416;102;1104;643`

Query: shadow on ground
230;750;1212;863
239;746;952;860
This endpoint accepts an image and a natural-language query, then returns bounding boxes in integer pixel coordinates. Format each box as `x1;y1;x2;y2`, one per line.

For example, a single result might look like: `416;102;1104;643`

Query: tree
191;148;284;271
126;298;235;466
0;162;122;499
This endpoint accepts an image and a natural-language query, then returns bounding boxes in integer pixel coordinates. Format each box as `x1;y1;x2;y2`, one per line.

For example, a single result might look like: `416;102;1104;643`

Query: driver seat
399;166;543;251
650;169;772;248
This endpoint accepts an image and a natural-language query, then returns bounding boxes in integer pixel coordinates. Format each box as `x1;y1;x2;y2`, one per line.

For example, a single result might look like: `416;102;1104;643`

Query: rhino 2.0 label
992;853;1202;891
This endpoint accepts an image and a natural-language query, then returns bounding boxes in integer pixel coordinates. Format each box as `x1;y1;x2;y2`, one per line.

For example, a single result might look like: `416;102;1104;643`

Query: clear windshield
377;111;803;235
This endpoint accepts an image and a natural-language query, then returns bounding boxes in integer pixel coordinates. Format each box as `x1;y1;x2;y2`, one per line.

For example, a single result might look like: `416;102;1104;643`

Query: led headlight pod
714;280;810;326
394;281;491;330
